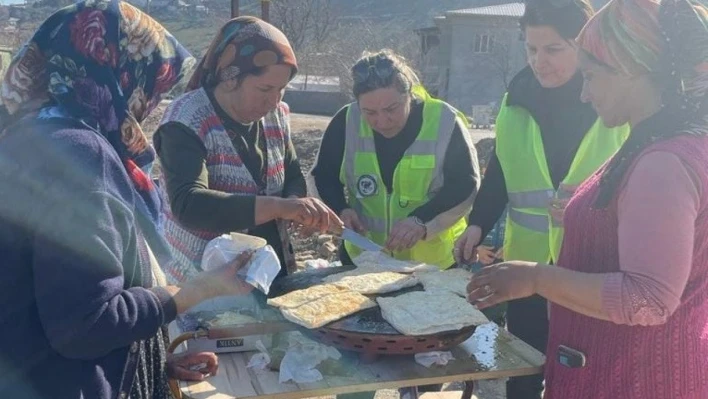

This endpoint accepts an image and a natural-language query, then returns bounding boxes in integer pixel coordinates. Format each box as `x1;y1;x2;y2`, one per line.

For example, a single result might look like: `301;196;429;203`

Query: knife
333;226;384;252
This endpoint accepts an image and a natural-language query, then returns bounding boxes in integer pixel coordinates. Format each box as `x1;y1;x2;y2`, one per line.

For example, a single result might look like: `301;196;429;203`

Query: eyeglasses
352;57;396;85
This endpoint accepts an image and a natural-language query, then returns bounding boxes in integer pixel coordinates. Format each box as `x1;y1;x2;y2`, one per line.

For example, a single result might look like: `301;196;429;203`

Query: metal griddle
268;266;477;357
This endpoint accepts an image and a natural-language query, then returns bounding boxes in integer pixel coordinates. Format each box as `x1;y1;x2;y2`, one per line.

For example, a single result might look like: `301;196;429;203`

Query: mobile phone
557;345;586;368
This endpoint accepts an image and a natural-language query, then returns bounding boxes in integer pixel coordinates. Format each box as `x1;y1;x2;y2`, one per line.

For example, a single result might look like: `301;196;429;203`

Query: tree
270;1;423;96
322;17;421;95
479;34;524;90
270;0;335;90
270;0;334;52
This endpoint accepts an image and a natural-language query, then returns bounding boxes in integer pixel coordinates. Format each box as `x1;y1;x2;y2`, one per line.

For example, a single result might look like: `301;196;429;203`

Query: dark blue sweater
0;121;177;398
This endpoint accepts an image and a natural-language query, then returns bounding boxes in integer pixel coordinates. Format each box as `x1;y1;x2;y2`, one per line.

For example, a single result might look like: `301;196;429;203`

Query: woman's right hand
454;225;483;264
172;251;256;314
278;197;343;233
198;250;255;297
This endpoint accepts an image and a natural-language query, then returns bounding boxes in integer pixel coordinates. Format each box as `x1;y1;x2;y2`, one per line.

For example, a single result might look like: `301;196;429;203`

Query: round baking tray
270;267;477;356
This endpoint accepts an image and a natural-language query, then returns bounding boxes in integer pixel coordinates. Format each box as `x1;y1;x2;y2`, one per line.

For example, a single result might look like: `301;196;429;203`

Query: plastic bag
202;233;281;294
278;332;341;383
414;351;455;368
240;245;281;295
247;340;271;370
304;259;342;270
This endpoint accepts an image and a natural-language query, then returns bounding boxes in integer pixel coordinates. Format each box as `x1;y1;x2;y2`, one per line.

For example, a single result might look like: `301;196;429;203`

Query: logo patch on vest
357;175;378;197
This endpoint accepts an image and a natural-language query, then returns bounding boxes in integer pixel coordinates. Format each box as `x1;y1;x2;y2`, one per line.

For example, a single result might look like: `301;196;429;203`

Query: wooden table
177;323;545;399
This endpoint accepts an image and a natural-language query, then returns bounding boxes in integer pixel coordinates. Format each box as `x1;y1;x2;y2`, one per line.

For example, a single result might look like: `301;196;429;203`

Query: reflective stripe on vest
339;95;466;268
496;93;630;263
508;208;550;233
507;189;554;232
508;189;555;209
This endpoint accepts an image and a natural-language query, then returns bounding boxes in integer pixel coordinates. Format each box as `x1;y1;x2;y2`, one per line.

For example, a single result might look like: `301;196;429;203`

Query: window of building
474;34;495;53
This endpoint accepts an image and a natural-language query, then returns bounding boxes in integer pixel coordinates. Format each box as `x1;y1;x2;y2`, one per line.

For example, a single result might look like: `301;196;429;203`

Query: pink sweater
544;135;708;399
602;150;701;325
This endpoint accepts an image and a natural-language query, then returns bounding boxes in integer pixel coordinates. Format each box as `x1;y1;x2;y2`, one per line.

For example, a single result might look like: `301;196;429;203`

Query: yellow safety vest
339;90;467;269
496;93;629;263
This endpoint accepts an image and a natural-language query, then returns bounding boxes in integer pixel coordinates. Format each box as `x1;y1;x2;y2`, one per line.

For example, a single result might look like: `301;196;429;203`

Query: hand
167;352;218;381
278;197;343;234
476;245;500;266
466;261;540;309
169;250;256;314
549;197;571;226
385;217;426;252
549;183;579;226
340;208;367;234
453;225;483;264
192;250;255;299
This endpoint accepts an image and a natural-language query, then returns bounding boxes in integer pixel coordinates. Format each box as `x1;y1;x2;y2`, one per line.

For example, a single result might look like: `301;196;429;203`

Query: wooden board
177;323;545;399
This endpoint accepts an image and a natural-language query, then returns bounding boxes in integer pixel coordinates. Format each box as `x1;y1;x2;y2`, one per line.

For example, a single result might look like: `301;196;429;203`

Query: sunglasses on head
352;56;396;85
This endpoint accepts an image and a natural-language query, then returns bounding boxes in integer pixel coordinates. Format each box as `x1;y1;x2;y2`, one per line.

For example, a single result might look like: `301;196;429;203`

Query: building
417;2;527;115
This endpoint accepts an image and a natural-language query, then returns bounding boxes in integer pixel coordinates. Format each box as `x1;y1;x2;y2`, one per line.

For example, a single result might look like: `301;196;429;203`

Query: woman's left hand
385;217;426;251
548;183;579;226
167;352;219;381
467;261;540;309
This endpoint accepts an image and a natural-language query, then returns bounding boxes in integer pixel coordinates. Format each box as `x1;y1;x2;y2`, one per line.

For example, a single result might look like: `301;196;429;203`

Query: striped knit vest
158;88;292;283
544;135;708;399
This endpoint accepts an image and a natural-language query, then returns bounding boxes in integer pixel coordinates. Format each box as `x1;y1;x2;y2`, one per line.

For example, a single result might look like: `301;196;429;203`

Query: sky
0;0;26;4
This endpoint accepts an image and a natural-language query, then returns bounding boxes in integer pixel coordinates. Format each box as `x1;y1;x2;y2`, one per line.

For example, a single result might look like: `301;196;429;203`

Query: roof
414;26;440;34
448;2;525;18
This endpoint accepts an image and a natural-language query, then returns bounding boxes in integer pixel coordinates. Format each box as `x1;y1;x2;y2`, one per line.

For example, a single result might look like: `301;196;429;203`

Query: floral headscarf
577;0;708;207
0;0;193;227
187;16;297;91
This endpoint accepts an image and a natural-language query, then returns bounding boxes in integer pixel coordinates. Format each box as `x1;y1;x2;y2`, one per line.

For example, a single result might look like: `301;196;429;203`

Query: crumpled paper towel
460;322;501;369
278;332;341;383
414;351;455;368
246;340;271;370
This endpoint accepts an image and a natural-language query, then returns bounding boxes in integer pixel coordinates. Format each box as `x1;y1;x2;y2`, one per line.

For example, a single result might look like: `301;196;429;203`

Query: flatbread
415;268;473;297
207;311;258;327
353;251;438;273
323;270;419;294
266;284;348;309
377;291;488;336
281;291;377;329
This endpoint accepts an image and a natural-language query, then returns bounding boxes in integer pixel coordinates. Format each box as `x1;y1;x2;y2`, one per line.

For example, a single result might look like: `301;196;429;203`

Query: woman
155;16;341;284
312;49;479;269
0;1;257;397
468;0;708;397
453;1;628;397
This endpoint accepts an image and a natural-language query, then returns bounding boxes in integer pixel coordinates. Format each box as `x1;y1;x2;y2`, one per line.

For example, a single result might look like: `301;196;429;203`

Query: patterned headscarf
187;16;297;91
0;0;193;227
577;0;708;207
577;0;662;76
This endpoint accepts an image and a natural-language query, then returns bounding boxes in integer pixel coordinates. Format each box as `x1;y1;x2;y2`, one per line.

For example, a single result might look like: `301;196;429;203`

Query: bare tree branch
480;34;523;90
